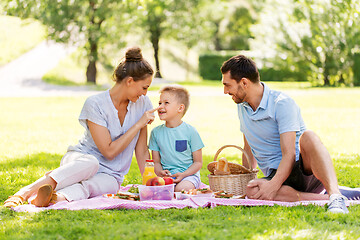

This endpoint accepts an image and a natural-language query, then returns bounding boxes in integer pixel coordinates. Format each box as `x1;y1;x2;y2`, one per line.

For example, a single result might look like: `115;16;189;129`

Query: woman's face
127;75;152;102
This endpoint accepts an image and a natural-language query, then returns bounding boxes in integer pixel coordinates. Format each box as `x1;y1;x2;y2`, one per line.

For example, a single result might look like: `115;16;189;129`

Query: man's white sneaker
327;194;349;214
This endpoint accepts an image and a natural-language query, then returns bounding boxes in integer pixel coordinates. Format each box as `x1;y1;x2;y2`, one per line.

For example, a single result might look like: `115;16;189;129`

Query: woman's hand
138;107;159;127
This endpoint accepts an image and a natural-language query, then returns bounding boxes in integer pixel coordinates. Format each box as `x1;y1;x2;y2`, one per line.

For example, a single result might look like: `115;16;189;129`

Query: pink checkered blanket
12;185;360;213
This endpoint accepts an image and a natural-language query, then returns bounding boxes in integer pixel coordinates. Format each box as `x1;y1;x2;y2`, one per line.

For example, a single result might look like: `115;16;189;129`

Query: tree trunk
214;21;222;51
86;39;98;84
86;59;96;84
152;37;162;79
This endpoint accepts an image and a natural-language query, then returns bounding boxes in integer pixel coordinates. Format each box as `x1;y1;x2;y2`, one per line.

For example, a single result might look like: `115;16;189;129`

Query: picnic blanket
12;184;360;213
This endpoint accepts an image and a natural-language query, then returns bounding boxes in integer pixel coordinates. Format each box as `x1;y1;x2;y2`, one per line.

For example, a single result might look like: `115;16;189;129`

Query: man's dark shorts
263;154;324;193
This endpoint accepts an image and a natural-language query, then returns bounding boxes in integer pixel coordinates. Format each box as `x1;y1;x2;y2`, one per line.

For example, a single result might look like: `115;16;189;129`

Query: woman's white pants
49;151;119;201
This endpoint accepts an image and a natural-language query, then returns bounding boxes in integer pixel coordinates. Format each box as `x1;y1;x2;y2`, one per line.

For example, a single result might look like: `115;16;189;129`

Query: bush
199;51;307;82
199;51;239;81
353;53;360;86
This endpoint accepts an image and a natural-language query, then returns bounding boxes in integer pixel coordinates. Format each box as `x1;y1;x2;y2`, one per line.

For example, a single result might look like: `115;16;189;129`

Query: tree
4;0;132;84
222;6;256;50
276;0;360;86
137;0;204;78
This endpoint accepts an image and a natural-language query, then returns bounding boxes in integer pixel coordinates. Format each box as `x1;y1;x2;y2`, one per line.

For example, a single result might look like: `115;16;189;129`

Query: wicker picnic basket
208;145;258;196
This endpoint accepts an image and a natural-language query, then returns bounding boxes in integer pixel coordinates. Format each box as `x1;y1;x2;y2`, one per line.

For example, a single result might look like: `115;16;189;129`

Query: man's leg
299;130;341;196
246;179;328;202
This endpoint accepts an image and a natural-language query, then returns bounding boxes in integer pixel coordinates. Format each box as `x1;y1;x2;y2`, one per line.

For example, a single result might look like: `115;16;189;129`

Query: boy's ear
178;104;185;113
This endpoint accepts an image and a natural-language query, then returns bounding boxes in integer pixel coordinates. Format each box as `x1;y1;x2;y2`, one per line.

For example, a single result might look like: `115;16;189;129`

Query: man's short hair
220;55;260;83
160;85;190;115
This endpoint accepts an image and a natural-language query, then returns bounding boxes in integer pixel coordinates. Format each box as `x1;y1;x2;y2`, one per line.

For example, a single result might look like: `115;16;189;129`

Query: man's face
222;71;245;104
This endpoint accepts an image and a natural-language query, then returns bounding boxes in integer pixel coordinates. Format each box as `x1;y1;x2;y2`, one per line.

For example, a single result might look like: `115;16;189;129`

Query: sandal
30;184;54;207
4;195;25;208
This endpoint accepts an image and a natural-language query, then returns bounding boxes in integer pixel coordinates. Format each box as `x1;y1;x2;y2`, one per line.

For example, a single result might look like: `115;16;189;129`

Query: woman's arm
172;149;203;183
88;108;158;160
135;126;150;175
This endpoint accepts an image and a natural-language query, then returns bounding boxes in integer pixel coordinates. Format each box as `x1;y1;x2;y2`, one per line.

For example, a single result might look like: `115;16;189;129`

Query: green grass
0;15;46;65
1;86;360;239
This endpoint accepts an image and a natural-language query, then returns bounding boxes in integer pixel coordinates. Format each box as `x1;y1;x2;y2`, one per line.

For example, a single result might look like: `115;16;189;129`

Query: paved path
0;40;100;97
0;41;191;97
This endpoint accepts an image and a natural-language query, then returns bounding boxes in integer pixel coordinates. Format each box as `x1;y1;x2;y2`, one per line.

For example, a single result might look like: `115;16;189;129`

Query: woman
4;46;157;207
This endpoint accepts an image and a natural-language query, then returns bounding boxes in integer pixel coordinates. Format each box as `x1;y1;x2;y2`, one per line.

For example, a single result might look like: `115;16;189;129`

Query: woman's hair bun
125;47;143;62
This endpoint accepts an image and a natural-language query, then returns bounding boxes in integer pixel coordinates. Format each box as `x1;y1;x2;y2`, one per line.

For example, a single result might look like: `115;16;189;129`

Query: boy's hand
159;169;171;177
171;172;184;183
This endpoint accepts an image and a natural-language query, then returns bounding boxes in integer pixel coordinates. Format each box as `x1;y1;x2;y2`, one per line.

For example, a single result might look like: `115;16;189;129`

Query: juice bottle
142;159;157;185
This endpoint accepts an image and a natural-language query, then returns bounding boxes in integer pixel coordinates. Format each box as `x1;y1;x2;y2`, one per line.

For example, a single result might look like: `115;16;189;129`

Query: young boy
149;85;204;192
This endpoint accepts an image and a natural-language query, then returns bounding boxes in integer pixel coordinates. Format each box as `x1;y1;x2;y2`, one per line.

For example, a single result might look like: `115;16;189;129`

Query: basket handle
213;144;255;172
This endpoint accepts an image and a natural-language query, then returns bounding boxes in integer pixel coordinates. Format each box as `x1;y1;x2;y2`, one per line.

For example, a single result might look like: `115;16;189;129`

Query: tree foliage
277;0;360;86
136;0;205;78
3;0;133;84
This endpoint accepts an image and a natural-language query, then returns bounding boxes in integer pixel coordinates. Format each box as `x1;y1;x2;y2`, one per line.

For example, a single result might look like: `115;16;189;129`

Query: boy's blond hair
160;85;190;115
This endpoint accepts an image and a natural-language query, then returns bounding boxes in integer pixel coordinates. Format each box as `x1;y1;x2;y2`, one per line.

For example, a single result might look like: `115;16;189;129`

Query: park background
1;0;360;239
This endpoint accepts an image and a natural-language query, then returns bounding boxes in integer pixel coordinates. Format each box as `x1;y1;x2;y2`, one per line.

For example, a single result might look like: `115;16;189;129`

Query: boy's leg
174;175;200;192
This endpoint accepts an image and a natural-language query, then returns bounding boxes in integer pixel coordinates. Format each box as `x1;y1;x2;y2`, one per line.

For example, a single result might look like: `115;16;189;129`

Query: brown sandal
4;195;25;208
30;184;54;207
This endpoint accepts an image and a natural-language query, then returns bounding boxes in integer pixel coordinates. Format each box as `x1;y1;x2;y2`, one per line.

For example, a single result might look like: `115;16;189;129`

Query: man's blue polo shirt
237;83;306;177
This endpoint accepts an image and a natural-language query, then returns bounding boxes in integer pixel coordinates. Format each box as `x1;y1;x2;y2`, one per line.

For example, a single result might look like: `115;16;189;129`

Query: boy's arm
172;149;203;183
152;150;171;177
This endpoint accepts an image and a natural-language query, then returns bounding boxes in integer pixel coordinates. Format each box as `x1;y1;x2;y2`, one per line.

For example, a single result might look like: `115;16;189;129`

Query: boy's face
157;92;183;121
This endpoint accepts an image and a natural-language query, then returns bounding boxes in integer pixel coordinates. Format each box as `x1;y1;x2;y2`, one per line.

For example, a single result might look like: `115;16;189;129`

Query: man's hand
247;179;281;201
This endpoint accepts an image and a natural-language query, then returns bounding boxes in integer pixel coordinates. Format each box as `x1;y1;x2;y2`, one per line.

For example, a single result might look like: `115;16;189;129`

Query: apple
163;177;174;185
146;177;155;186
151;177;165;186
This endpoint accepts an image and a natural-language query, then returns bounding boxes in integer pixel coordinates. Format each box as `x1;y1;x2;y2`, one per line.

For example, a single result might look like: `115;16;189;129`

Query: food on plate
128;185;139;193
214;157;231;175
117;192;140;201
103;192;140;201
181;188;213;195
214;191;234;198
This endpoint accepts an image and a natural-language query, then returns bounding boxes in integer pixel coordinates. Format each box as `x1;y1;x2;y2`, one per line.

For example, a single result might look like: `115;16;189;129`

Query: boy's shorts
263;154;324;193
180;175;201;189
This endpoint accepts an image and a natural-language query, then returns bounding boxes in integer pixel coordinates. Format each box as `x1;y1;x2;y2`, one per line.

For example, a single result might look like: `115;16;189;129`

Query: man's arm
243;136;257;170
250;131;296;200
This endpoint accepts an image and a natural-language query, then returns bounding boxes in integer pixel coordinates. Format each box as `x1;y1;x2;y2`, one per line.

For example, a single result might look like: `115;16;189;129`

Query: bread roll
214;157;231;175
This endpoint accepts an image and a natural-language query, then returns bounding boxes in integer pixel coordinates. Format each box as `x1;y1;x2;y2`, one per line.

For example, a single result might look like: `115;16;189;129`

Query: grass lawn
0;15;45;65
1;84;360;239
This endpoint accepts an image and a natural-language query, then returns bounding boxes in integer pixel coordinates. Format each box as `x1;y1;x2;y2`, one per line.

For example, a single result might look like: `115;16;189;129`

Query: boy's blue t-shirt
237;83;306;177
149;122;204;177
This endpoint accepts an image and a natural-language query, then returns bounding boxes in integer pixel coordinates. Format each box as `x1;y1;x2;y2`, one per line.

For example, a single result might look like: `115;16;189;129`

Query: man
221;54;348;213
